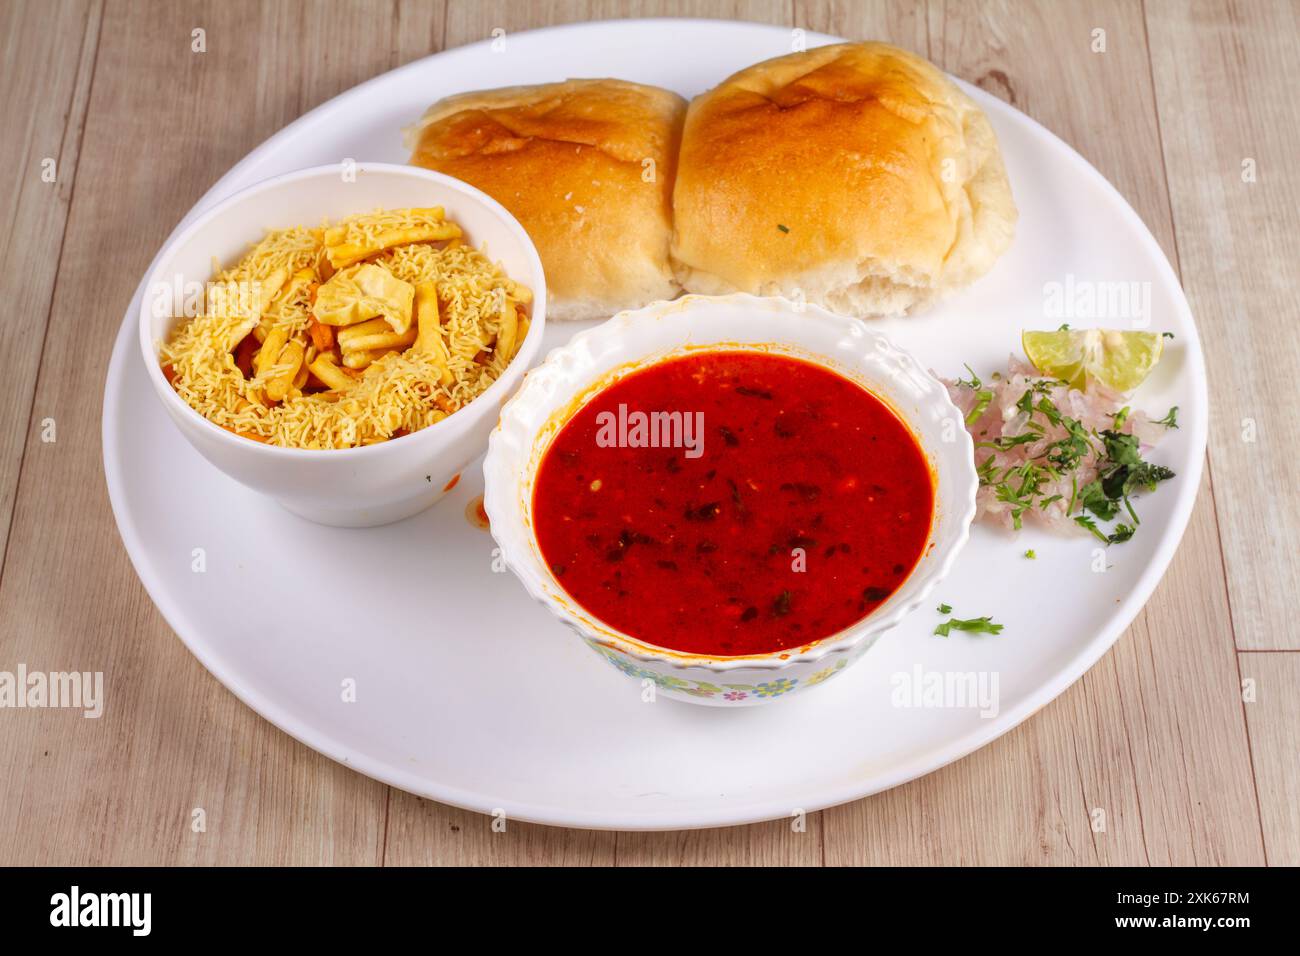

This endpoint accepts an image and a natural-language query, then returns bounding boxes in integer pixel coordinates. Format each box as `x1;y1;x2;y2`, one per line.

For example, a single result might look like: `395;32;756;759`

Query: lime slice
1022;329;1163;392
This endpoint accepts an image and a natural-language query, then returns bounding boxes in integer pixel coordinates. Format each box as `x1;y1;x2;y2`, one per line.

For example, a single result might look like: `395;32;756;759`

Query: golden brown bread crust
407;79;687;320
669;42;1016;316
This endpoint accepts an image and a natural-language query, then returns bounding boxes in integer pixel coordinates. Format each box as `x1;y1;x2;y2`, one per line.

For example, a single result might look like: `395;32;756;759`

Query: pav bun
669;42;1016;316
407;79;686;321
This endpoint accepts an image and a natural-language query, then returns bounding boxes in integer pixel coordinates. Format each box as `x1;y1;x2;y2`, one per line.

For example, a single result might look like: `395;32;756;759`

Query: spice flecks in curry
531;351;934;656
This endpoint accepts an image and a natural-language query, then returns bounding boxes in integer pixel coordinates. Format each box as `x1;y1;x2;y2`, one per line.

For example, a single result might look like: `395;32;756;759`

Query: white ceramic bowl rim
484;293;979;673
137;162;546;460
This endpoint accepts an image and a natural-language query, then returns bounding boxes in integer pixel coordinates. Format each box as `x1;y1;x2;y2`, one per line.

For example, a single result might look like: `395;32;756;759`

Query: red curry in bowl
531;350;935;657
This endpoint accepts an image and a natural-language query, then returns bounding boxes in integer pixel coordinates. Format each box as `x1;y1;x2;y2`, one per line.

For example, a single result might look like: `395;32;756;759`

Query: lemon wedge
1022;328;1163;392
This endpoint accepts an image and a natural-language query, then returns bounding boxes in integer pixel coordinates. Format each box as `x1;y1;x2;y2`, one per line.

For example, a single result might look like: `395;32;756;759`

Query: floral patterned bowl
482;294;977;706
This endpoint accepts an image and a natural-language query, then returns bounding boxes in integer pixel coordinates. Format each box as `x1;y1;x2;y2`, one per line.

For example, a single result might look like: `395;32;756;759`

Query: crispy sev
159;208;531;449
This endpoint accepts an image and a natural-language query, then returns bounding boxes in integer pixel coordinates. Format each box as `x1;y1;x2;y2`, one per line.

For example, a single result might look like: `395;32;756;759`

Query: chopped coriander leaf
965;389;994;425
952;364;1176;545
1101;429;1141;467
1033;394;1065;426
976;432;1038;450
1073;514;1110;543
1154;406;1179;428
1123;496;1140;525
776;223;789;233
1058;323;1071;331
976;455;1001;486
1046;416;1092;471
934;615;1004;637
1161;331;1175;339
992;461;1052;530
1124;461;1176;495
937;603;953;614
1024;549;1036;559
1074;435;1174;542
1100;465;1128;501
1078;479;1119;520
956;364;982;390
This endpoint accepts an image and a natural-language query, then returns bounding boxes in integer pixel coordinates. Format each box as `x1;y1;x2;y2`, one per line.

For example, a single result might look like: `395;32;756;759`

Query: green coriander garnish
955;366;994;425
1024;549;1036;559
1073;513;1109;542
776;223;789;233
1108;524;1135;543
956;365;982;390
934;615;1004;637
963;377;1175;545
937;603;952;614
966;389;993;425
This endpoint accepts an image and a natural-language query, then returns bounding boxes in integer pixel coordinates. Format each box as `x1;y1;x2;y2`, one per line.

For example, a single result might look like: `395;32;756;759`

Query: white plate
103;20;1206;829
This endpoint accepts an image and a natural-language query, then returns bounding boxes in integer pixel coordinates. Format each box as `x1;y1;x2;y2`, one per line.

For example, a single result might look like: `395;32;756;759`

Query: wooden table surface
1;0;1296;866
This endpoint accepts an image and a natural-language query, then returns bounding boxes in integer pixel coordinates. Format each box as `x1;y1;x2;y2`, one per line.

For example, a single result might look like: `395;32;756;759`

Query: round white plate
103;20;1205;829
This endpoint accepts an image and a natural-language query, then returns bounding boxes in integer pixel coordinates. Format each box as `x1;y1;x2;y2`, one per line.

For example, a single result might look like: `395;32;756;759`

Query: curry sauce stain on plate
465;494;490;530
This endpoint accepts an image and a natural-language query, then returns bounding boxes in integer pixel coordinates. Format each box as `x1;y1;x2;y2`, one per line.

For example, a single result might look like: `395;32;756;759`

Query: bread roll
407;79;686;321
670;42;1016;317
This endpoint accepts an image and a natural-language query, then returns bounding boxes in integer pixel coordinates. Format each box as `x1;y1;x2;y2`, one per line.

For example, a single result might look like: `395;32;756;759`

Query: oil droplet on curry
531;351;935;657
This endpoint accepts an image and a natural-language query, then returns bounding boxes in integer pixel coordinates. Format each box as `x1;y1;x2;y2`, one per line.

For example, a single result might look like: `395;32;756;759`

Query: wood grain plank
443;0;794;44
1239;652;1300;865
934;0;1179;256
821;0;1261;865
0;0;413;865
617;817;822;865
1102;472;1262;864
394;0;449;67
384;794;617;865
0;0;100;573
796;0;928;54
1145;0;1300;648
